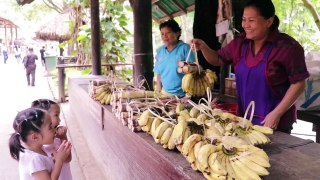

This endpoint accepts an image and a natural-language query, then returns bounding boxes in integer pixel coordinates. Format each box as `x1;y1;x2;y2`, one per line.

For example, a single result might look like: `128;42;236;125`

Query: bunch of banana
181;69;217;97
216;143;270;180
93;85;113;105
223;120;273;145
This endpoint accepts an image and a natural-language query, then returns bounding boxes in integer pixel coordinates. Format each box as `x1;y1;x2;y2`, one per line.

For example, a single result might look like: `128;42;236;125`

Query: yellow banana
252;125;273;135
229;158;251;180
197;144;219;172
189;106;200;118
251;130;271;144
154;122;171;140
171;119;188;145
244;151;271;168
138;110;152;126
237;155;269;176
150;118;162;139
181;134;203;156
234;157;262;180
160;127;173;145
208;152;227;176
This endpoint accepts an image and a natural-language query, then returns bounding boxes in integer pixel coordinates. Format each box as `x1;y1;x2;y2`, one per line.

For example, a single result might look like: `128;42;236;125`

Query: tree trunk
129;0;154;90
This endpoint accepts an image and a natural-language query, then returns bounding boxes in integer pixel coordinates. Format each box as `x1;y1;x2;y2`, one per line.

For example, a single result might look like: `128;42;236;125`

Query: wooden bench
56;63;133;102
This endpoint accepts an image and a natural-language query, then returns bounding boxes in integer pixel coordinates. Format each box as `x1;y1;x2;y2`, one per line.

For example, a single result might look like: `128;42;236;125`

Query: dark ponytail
9;133;24;160
9;108;45;161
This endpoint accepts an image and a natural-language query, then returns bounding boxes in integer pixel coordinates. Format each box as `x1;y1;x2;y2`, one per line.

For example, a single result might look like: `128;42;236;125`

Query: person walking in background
23;47;38;86
3;47;8;64
14;45;22;63
31;99;73;180
9;108;72;180
40;46;46;68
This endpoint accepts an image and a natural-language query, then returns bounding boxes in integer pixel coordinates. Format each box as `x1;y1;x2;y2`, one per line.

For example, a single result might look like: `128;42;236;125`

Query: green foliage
272;0;320;52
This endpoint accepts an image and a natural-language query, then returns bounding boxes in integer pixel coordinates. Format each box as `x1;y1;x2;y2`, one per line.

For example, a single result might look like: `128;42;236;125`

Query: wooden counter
68;75;320;179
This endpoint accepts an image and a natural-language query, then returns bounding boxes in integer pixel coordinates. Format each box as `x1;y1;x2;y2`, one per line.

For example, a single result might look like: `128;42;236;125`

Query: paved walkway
0;55;85;180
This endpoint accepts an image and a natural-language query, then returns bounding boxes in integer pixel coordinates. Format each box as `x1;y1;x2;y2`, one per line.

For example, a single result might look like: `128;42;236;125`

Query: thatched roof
35;12;72;42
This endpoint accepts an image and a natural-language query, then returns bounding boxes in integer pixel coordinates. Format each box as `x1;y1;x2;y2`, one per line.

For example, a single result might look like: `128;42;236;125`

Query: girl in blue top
154;19;195;97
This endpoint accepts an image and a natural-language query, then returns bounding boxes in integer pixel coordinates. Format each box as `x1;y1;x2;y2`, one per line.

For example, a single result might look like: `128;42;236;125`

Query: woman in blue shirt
154;19;195;97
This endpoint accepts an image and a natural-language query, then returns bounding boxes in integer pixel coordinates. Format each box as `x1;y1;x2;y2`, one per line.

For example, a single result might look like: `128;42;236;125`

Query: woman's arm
190;39;223;66
156;74;162;93
262;80;306;129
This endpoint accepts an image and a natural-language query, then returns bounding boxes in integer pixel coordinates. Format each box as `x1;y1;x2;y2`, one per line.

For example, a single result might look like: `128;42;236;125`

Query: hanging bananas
182;69;217;97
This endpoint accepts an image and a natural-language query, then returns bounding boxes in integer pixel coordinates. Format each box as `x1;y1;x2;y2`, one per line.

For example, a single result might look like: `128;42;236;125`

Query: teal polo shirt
154;40;195;96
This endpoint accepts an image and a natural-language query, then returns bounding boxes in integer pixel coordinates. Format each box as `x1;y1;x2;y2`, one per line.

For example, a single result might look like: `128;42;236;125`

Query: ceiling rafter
155;2;173;20
172;0;187;14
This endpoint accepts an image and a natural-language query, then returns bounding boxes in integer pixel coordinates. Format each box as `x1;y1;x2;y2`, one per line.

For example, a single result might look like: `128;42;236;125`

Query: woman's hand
261;110;281;129
190;39;207;51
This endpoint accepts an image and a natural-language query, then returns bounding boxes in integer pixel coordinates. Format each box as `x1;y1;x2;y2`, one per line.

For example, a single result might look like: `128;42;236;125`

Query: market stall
68;76;320;179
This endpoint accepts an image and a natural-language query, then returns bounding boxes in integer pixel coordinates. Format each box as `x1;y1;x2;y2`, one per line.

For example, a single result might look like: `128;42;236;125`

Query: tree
273;0;320;52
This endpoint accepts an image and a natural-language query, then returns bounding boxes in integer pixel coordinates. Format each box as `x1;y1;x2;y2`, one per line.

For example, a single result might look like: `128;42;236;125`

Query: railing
56;63;133;102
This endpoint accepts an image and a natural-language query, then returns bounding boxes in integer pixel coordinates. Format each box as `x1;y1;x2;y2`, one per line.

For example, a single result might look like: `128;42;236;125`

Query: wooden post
90;0;101;75
58;67;66;102
129;0;154;90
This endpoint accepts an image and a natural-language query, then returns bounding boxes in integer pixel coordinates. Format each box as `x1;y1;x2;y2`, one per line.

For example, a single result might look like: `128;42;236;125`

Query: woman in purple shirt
191;0;309;133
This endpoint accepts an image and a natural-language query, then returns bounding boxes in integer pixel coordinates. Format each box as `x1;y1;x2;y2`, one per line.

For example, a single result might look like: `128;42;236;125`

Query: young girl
9;108;72;180
31;99;72;180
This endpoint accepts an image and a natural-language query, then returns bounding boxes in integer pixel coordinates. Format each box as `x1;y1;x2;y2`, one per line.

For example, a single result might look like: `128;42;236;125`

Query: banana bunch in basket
182;69;217;97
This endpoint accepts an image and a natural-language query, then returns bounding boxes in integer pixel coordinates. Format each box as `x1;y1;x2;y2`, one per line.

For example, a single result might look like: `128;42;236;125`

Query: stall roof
152;0;195;23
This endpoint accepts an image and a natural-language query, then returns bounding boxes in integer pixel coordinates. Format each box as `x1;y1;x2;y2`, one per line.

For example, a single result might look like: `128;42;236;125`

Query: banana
96;91;107;101
237;155;269;176
234;157;262;180
160;127;173;145
138;110;152;126
181;134;203;156
252;125;273;135
246;146;269;161
224;155;237;179
251;130;271;144
104;93;112;105
243;151;271;168
100;93;109;104
179;110;191;121
176;103;186;114
189;106;200;118
171;119;188;145
229;158;251;180
186;144;196;164
203;171;226;180
143;117;154;133
245;132;259;145
205;126;222;140
208;152;227;176
154;122;171;140
197;144;219;172
183;127;191;143
221;136;248;149
196;114;208;124
150;118;162;139
193;141;205;160
214;123;225;135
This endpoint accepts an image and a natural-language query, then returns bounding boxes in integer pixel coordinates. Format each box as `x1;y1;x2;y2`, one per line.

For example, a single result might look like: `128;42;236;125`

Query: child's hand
55;126;68;140
53;140;72;163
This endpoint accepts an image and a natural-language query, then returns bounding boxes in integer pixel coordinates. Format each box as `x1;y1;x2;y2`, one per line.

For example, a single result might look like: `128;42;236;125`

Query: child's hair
9;108;46;161
31;99;57;111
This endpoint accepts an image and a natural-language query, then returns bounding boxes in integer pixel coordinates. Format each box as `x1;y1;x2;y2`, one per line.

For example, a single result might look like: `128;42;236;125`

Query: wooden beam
155;2;173;19
172;0;187;14
158;4;195;23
